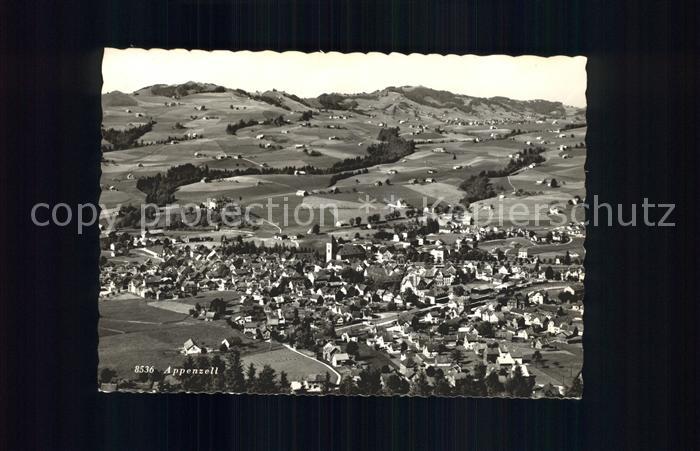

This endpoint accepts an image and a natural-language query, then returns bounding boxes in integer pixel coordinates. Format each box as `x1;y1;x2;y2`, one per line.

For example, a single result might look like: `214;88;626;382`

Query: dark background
0;1;697;450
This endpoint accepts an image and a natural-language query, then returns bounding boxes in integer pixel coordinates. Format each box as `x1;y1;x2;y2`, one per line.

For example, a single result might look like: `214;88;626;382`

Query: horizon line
102;50;586;107
104;82;586;110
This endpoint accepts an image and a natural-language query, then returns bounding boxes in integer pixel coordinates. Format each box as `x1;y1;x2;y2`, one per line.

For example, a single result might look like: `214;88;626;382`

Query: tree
400;341;409;353
495;248;505;261
278;371;291;394
545;265;555;280
433;371;452;396
475;321;495;338
178;356;210;392
451;348;462;363
412;371;433;396
338;376;358;395
385;374;410;395
210;355;226;391
455;373;485;397
256;365;278;393
411;315;422;331
245;363;257;392
179;356;197;391
437;322;450;335
563;250;572;265
356;367;382;395
322;372;332;394
210;298;227;316
485;371;503;396
459;174;496;205
532;350;543;367
505;366;535;397
377;127;400;141
473;362;487;381
345;341;360;357
311;224;320;234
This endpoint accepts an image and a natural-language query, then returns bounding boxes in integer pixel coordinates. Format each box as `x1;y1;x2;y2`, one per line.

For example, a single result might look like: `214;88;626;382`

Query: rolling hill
137;81;228;97
99;82;586;221
338;86;579;119
101;91;138;107
110;83;582;120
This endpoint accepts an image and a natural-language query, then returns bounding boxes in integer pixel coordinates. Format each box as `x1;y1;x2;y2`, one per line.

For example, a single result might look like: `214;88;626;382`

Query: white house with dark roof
182;339;202;355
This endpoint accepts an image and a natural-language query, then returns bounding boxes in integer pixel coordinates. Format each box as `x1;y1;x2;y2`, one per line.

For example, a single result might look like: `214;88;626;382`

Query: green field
241;347;339;383
99;295;262;376
526;344;583;387
100;88;586;227
97;293;338;385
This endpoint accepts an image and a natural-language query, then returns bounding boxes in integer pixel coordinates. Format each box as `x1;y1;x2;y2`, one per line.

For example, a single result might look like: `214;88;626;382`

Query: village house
182;339;202;355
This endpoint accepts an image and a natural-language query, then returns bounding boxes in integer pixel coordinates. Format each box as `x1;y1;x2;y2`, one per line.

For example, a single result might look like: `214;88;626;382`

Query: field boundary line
282;344;341;384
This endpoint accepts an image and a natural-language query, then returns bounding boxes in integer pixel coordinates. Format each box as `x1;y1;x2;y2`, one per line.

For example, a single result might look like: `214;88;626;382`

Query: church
326;236;366;262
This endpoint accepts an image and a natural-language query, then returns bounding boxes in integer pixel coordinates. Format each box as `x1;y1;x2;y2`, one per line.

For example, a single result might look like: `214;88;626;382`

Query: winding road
507;175;516;192
282;344;342;384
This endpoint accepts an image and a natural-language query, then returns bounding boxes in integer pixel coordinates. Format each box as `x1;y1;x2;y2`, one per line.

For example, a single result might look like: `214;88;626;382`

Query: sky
102;49;587;107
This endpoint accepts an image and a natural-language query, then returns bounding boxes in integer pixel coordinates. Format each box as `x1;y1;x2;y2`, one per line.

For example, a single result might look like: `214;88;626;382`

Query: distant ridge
302;85;580;118
137;81;227;97
109;82;584;119
101;91;138;107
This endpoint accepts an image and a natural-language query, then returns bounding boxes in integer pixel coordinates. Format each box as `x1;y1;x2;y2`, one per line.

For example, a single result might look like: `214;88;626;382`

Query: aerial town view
98;50;586;398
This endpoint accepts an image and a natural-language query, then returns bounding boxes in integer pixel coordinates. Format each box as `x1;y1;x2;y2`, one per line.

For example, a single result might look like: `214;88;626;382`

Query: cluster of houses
100;216;584;395
100;215;585;300
312;279;583;395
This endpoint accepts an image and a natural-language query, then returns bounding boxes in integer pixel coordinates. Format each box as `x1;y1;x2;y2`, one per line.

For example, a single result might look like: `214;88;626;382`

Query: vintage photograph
98;49;586;398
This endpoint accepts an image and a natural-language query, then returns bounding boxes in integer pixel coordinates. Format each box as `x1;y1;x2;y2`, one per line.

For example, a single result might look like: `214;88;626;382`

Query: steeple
326;235;337;262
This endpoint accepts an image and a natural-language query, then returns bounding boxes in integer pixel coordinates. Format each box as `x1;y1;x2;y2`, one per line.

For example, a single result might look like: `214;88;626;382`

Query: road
259;218;282;233
241;157;264;167
507;175;517;192
336;304;443;332
282;344;342;384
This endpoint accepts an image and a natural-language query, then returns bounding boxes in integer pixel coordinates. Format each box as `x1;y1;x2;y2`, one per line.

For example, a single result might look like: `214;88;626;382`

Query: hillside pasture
241;347;339;384
403;182;466;205
99;315;262;376
100;88;586;235
99;302;188;337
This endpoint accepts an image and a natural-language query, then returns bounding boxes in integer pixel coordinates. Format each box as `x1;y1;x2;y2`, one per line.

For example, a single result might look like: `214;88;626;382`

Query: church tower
326;236;337;262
